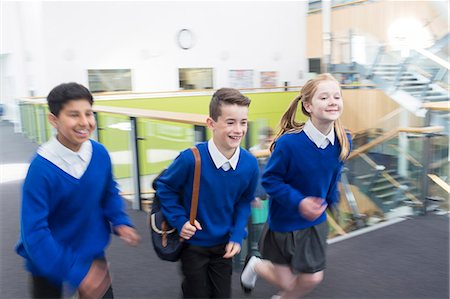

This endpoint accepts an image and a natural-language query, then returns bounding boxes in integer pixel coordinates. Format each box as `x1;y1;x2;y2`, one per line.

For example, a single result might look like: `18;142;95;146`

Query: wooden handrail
326;211;347;236
94;105;207;126
422;101;450;112
349;126;444;160
251;126;444;160
398;126;444;134
251;148;271;158
428;174;450;194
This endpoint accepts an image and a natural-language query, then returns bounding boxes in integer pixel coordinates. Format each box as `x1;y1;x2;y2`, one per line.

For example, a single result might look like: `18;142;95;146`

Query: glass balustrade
17;94;448;241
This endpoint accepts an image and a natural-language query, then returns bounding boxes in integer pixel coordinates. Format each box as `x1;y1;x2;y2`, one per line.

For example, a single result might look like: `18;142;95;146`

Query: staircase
348;138;423;218
371;62;449;104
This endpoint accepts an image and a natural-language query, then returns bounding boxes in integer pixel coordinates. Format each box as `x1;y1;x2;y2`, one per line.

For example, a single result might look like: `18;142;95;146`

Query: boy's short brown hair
209;88;250;121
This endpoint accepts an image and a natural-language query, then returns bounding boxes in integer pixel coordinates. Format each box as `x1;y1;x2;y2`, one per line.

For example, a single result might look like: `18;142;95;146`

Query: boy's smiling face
48;98;96;152
207;104;249;159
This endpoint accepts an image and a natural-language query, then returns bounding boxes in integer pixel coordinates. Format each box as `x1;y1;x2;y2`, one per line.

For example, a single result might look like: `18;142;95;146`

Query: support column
130;117;142;210
322;0;332;72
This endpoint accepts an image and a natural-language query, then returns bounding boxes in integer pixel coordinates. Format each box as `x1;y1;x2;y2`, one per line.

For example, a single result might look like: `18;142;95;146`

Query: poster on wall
229;70;253;89
260;71;277;88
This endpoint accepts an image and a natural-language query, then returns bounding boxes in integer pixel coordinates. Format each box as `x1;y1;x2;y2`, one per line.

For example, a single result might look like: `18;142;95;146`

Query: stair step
375;64;401;68
410;91;443;97
427;196;445;202
381;75;416;81
396;80;430;86
400;85;432;91
424;95;450;101
356;173;375;180
371;184;396;192
373;71;409;75
374;174;401;184
376;190;399;199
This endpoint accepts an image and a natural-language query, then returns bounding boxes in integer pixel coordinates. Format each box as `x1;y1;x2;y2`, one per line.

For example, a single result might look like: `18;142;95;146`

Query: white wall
1;1;307;111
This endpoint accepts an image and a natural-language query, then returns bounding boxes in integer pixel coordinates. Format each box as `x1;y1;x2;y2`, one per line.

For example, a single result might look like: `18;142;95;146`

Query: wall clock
177;29;194;50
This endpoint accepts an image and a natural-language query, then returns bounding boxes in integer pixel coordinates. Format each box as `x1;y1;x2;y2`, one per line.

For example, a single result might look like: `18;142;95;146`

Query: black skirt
260;221;328;274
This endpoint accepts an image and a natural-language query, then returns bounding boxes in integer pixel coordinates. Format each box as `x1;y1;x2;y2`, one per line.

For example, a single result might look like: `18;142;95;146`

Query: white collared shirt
38;137;92;179
207;139;240;171
303;119;335;149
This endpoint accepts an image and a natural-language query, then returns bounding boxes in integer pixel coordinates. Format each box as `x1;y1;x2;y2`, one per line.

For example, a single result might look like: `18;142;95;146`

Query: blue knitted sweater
156;142;259;246
262;131;351;232
16;140;133;288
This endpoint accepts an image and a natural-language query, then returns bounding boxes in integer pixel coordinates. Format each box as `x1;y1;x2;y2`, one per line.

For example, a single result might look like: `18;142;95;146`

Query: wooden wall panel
307;1;447;59
340;89;400;133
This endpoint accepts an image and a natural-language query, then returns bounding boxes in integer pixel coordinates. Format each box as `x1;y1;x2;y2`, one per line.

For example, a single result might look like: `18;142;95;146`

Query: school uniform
16;138;132;298
261;120;352;273
157;140;259;298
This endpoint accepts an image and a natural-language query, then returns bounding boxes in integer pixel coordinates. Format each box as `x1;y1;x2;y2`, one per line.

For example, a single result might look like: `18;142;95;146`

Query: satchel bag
149;146;201;262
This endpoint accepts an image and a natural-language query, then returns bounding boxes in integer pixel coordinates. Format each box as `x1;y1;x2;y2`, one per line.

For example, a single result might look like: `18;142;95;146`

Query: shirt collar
49;137;92;164
207;139;240;170
303;119;335;149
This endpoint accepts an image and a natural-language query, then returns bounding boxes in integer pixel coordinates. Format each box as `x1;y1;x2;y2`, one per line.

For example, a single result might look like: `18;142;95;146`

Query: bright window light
388;18;434;56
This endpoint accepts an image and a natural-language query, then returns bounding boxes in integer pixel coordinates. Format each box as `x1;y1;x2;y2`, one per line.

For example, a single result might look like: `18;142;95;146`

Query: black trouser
31;275;114;299
180;243;233;298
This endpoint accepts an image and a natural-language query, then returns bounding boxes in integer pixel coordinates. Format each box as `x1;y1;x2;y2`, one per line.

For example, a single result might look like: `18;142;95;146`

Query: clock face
177;29;194;50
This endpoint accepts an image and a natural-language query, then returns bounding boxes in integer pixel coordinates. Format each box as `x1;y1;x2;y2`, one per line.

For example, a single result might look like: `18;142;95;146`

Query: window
88;69;132;93
178;68;213;90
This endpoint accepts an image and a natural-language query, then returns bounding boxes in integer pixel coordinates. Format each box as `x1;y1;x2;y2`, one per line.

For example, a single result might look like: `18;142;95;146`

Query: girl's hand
299;196;327;221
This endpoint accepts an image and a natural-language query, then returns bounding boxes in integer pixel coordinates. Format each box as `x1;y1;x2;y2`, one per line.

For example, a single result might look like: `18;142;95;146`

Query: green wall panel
25;91;306;179
96;91;305;131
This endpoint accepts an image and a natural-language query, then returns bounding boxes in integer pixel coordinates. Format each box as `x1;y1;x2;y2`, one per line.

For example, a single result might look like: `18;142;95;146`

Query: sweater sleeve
101;151;134;228
262;142;306;211
229;160;259;245
18;162;91;288
156;150;191;233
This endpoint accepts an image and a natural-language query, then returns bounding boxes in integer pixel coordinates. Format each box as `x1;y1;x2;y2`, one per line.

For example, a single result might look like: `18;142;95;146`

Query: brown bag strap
189;147;201;225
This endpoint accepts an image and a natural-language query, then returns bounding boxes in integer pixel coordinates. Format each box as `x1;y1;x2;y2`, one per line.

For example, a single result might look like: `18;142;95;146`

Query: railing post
420;111;432;215
129;116;143;210
194;125;207;143
368;45;384;79
37;105;48;144
92;112;100;142
245;121;252;150
341;168;365;228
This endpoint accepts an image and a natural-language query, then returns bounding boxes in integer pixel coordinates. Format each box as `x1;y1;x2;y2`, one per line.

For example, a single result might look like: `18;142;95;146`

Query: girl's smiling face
303;80;343;128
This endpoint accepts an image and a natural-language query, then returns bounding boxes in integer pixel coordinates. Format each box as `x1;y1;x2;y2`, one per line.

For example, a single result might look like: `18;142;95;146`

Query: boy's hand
299;196;327;221
78;260;111;299
115;225;141;247
223;241;241;258
180;220;202;240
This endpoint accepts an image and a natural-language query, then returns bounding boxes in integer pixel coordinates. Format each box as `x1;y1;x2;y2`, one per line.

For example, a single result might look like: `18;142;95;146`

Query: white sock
241;256;260;288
